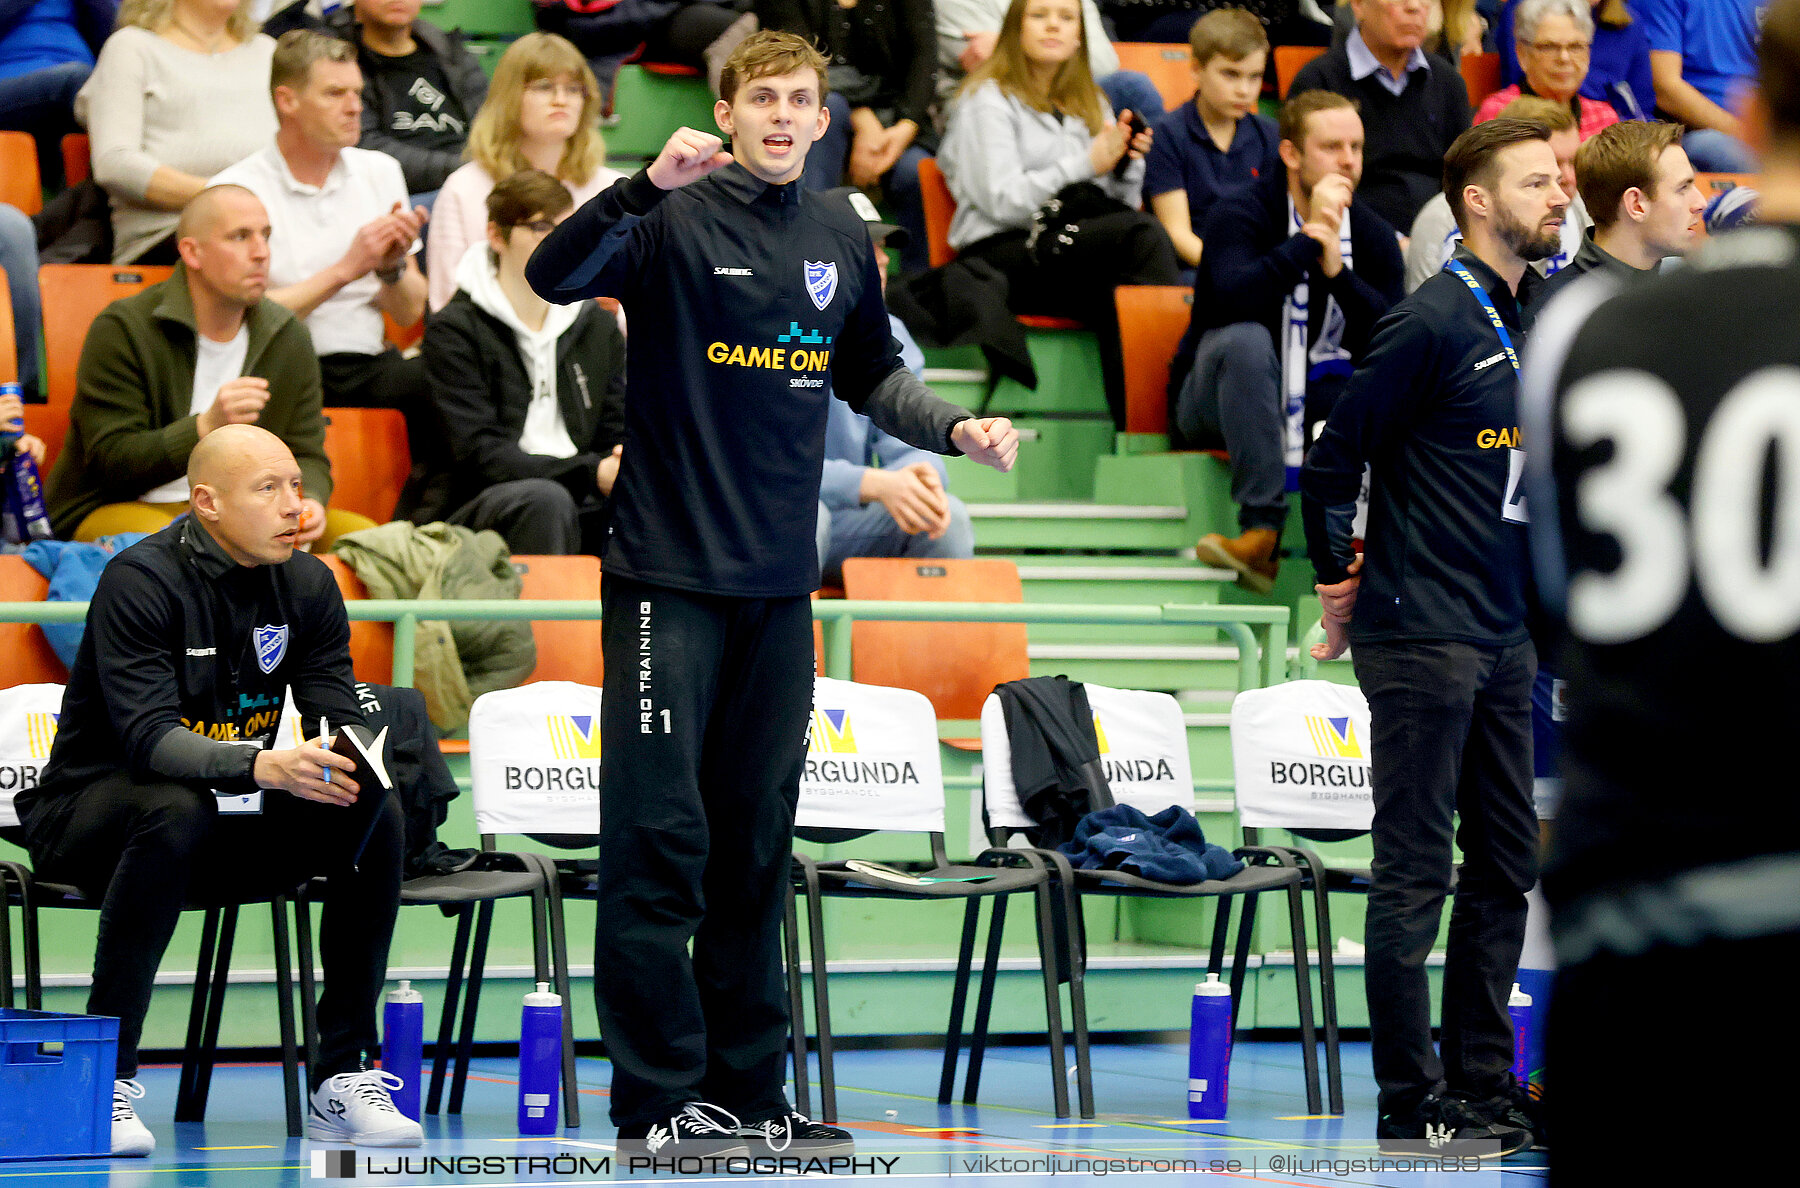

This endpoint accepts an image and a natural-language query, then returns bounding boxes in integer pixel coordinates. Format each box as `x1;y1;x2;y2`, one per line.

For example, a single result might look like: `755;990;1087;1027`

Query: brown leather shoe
1195;527;1280;595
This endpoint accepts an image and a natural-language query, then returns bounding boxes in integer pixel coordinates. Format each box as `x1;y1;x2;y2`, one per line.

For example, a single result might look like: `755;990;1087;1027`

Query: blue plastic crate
0;1008;118;1161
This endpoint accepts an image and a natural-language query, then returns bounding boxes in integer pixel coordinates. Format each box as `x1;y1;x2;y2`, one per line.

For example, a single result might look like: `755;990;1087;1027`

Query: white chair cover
1230;679;1374;831
981;682;1195;830
0;683;64;828
468;681;604;836
795;677;944;833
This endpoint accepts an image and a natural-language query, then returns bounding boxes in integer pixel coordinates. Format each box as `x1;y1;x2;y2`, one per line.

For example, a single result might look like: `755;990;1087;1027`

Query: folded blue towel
1058;804;1244;883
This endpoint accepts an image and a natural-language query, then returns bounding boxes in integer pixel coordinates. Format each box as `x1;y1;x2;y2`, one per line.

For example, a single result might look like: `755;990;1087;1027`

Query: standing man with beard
1301;117;1568;1158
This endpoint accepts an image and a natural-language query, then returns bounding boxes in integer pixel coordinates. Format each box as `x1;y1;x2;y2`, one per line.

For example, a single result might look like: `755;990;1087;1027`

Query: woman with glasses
1477;0;1620;136
426;32;625;310
1498;0;1655;123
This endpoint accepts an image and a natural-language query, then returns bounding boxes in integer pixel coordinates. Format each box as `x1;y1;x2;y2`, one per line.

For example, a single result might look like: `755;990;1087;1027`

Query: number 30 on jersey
1562;366;1800;645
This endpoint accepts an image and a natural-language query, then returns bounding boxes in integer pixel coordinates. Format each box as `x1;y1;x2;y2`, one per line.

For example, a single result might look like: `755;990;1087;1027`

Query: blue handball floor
1;1041;1550;1186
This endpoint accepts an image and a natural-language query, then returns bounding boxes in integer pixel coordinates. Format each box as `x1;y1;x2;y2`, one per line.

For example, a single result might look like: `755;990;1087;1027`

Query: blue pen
319;717;331;784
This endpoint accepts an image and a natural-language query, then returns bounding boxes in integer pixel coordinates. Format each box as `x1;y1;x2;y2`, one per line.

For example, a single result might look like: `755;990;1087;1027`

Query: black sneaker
739;1110;855;1156
1505;1079;1547;1150
616;1102;750;1160
1376;1095;1531;1159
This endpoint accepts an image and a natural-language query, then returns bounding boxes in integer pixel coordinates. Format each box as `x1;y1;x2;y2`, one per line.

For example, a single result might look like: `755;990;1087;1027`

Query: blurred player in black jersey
1522;2;1800;1179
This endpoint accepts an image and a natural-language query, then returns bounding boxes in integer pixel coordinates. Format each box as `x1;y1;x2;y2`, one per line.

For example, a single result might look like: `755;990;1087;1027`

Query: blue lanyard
1444;258;1520;374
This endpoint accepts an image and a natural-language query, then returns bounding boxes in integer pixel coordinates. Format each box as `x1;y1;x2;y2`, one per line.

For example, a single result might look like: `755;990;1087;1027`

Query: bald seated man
44;186;378;546
14;425;419;1156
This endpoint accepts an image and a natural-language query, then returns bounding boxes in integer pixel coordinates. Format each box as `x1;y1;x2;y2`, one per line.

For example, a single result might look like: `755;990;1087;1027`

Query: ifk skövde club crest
804;260;837;310
254;624;289;674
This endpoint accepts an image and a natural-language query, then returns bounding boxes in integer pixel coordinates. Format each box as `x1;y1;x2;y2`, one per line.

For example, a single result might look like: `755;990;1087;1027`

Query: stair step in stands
920;328;1108;420
1006;556;1236;644
965;501;1190;551
1028;642;1249;694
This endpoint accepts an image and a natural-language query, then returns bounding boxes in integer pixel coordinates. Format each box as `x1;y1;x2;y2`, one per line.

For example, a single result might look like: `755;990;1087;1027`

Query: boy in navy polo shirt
1145;7;1280;278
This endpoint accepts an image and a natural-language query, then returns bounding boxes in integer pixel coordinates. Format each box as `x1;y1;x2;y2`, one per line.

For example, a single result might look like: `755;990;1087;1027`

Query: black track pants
593;573;814;1128
21;774;403;1083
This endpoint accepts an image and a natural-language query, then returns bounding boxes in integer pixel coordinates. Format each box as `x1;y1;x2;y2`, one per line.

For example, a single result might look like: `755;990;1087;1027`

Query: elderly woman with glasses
1477;0;1621;136
425;32;627;310
1498;0;1655;122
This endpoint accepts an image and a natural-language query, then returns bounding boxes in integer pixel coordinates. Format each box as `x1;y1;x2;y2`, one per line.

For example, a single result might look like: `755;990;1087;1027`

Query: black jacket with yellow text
526;164;973;597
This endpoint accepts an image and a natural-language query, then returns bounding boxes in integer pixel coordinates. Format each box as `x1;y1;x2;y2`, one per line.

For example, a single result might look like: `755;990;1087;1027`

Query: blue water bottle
1188;974;1232;1120
382;980;424;1120
0;382;21;439
1;381;53;543
518;982;562;1135
1508;982;1533;1084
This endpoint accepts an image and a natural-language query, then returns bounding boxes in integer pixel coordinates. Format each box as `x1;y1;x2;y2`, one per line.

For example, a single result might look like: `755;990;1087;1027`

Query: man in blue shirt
1638;0;1762;170
1145;7;1280;281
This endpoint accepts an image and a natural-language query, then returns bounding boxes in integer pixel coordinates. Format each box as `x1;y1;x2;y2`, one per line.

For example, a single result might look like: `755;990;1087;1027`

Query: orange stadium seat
61;133;90;186
31;264;174;473
1696;172;1758;197
0;272;15;383
1115;42;1196;110
318;554;603;691
0;556;68;688
0;131;41;216
511;554;603;686
1274;45;1326;98
840;557;1029;749
1115;285;1195;436
915;158;1083;330
916;156;960;271
318;554;393;684
384;310;423;352
1460;52;1501;107
322;407;410;523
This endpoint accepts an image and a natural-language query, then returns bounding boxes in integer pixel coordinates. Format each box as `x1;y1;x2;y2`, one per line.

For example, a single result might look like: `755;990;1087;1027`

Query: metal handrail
1;598;1290;691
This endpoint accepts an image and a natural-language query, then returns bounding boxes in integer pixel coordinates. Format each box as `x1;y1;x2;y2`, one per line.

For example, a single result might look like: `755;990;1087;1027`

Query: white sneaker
306;1069;423;1147
111;1079;155;1157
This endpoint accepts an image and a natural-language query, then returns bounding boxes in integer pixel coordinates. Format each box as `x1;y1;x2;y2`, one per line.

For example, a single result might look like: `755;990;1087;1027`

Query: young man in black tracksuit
421;170;627;553
1302;118;1568;1157
11;425;417;1157
524;31;1019;1159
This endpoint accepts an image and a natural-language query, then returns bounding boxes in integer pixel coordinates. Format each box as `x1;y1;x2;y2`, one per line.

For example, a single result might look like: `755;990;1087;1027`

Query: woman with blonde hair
936;0;1177;427
77;0;276;263
426;32;626;310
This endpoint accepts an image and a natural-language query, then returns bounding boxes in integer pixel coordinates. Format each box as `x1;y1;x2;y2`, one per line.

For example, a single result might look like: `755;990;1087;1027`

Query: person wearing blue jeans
814;190;973;578
0;201;41;397
0;0;111;188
